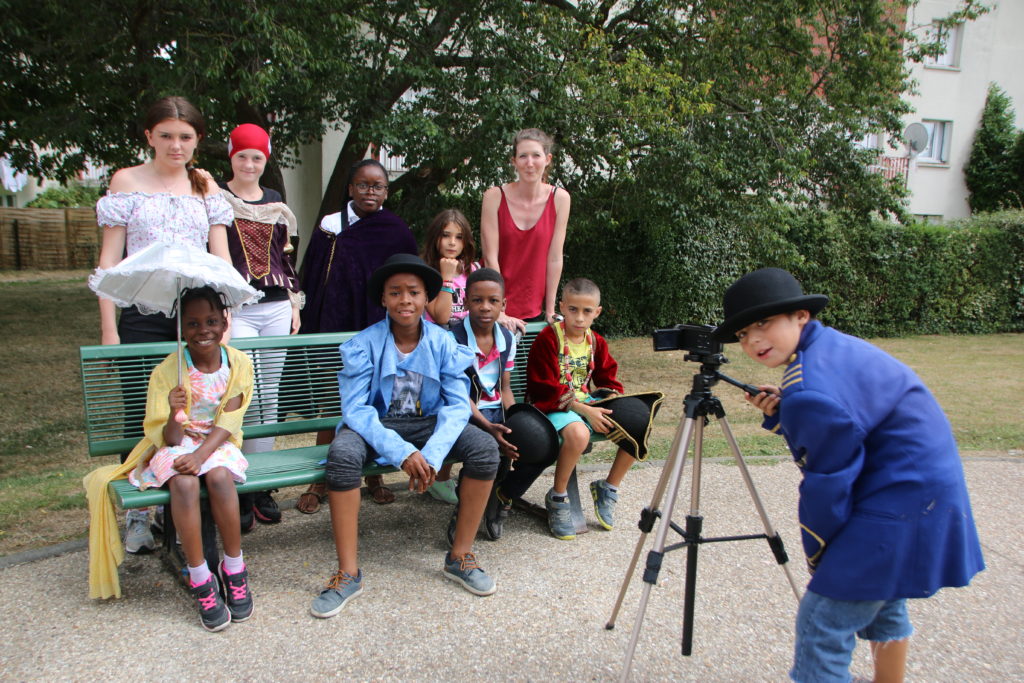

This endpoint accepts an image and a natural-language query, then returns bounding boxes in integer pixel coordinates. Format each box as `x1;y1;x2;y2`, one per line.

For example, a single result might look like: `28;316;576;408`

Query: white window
925;23;962;68
854;132;881;150
918;120;951;164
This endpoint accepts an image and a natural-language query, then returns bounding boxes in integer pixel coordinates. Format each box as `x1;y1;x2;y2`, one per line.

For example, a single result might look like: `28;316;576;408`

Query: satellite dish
904;123;929;156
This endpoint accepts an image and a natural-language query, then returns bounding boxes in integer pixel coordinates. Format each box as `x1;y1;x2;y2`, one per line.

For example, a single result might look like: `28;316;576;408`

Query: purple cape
299;207;417;333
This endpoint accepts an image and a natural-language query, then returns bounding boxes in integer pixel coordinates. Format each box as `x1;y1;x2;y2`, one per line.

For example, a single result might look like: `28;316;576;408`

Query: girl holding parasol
93;96;233;553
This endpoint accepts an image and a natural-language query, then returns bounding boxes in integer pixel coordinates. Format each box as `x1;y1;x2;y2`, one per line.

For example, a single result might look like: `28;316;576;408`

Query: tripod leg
717;415;802;601
616;417;698;683
680;416;705;656
607;413;691;629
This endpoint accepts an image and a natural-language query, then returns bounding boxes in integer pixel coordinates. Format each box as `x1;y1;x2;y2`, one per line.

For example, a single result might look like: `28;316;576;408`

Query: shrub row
562;207;1024;338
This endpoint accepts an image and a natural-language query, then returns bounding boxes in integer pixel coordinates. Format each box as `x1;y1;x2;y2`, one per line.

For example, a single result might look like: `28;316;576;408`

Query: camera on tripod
652;323;723;356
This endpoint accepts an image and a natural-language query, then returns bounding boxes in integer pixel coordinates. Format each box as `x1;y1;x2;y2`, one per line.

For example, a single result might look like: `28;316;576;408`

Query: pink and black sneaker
190;574;230;632
218;561;254;622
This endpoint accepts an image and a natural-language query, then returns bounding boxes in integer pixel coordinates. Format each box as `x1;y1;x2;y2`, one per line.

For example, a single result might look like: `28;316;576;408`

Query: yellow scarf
83;344;253;599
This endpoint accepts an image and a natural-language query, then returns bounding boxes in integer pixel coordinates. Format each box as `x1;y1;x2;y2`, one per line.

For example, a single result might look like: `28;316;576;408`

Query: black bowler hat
713;268;828;343
368;253;443;302
588;392;665;461
503;403;560;466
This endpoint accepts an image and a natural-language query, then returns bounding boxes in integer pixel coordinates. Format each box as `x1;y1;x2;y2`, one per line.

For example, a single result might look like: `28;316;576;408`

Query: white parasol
89;242;263;419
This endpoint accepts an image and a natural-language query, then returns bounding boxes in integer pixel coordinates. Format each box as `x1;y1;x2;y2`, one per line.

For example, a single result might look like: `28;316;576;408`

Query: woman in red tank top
480;128;571;332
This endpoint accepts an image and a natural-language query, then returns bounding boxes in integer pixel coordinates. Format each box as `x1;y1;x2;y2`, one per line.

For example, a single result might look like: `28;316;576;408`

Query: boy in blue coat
310;254;500;619
714;268;984;683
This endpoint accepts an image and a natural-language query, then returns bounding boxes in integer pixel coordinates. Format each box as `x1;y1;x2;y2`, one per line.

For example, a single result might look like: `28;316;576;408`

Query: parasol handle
175;277;186;424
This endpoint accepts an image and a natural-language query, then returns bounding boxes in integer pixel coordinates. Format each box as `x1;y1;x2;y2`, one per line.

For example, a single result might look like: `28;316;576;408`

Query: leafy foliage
577;206;1024;338
2;1;986;218
965;83;1020;213
24;184;102;208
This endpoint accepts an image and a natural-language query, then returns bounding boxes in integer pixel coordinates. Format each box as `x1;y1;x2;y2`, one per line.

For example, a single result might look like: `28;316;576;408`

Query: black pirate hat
503;403;560;465
368;253;443;302
713;268;828;343
588;391;665;461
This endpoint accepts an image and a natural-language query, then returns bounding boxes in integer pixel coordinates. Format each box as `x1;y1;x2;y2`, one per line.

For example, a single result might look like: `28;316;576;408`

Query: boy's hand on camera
745;385;780;417
439;257;460;281
168;385;187;412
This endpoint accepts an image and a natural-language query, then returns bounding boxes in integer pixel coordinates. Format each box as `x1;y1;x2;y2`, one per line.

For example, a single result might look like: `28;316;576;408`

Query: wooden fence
0;208;100;270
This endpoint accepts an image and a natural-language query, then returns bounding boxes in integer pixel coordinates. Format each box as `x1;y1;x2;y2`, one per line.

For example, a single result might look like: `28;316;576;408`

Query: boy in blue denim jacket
310;254;500;619
715;268;983;683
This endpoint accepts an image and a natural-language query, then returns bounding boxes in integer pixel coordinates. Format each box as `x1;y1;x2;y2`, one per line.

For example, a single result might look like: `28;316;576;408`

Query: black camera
652;323;723;355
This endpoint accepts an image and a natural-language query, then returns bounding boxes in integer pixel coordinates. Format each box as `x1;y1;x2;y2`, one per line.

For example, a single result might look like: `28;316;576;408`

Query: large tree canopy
2;0;987;331
2;1;982;208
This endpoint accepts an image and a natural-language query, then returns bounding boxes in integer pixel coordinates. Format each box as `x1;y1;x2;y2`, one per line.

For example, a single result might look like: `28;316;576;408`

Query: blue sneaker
442;552;496;596
545;488;576;540
590;479;619;530
310;569;363;618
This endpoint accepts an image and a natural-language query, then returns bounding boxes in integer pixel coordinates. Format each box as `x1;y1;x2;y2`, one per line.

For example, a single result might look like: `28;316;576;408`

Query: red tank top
493;186;557;319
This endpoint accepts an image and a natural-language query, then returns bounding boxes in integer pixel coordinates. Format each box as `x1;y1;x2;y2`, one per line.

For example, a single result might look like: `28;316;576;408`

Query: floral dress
95;191;234;256
129;348;248;489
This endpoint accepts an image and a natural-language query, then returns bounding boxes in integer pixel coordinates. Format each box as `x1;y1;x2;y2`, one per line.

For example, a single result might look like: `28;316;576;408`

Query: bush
25;184;101;208
964;84;1020;213
563;205;1024;338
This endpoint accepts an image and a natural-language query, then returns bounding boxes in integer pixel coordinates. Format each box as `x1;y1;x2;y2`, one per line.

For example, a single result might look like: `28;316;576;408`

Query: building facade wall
904;0;1024;220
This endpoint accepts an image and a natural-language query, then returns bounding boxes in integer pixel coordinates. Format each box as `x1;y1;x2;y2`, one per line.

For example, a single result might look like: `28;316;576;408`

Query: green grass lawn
0;271;1021;555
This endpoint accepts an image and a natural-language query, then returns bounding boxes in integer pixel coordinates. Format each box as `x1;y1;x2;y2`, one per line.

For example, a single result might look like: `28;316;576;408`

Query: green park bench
80;321;592;576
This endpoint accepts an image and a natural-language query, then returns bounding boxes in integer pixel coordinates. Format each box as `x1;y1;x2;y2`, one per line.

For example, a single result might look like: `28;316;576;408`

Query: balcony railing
867;153;909;186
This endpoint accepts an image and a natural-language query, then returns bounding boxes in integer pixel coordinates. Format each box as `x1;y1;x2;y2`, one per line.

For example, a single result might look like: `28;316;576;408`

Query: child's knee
204;467;235;491
169;474;199;498
560;422;590;451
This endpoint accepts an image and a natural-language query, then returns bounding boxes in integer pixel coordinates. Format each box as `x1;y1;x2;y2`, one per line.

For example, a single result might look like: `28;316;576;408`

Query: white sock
223;552;245;575
188;561;211;586
551;488;568;499
604;481;619;493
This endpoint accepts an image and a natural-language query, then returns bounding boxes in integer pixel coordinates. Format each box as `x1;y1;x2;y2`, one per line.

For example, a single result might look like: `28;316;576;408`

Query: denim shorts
790;589;913;683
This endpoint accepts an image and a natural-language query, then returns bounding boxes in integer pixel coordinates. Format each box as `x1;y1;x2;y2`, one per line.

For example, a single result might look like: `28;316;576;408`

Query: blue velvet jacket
339;315;474;471
762;320;984;600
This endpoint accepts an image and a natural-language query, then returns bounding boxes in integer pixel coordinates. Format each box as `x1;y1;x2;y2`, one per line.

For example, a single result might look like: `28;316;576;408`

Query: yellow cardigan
83;344;253;599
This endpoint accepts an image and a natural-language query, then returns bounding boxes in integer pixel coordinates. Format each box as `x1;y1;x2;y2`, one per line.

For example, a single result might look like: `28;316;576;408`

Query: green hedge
395;187;1023;338
562;207;1024;338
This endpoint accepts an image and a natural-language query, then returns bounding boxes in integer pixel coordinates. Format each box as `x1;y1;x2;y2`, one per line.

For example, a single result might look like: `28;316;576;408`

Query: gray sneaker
124;509;156;554
442;551;496;596
545;488;576;540
590;479;619;530
310;570;363;618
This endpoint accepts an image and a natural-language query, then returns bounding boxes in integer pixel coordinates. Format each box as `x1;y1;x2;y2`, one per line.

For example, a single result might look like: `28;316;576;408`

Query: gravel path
0;458;1018;682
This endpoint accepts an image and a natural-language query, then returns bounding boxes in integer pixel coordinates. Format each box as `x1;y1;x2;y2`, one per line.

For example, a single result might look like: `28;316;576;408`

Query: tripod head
653;323;766;406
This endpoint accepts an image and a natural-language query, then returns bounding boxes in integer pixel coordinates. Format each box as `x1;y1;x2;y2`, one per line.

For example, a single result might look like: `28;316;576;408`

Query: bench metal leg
565;468;589;534
158;505;187;585
154;501;220;589
200;499;220;574
511;466;590;535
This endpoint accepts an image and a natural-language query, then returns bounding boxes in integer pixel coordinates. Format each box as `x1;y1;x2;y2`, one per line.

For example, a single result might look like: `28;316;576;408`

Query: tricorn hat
713;268;828;343
503;403;560;466
367;253;443;302
588;392;665;461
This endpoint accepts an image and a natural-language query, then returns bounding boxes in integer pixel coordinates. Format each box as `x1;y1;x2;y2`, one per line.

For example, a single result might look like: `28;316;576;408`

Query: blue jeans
791;590;913;683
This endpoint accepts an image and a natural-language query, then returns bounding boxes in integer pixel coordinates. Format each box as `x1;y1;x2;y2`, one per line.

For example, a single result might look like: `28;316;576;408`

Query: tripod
605;352;801;681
